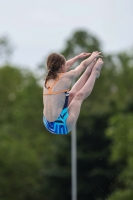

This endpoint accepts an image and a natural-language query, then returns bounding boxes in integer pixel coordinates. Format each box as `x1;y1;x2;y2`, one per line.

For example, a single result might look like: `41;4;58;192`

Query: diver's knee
75;91;84;100
69;91;76;99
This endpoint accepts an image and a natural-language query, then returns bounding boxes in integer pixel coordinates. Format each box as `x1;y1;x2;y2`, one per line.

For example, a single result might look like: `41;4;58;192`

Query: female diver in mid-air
43;51;103;134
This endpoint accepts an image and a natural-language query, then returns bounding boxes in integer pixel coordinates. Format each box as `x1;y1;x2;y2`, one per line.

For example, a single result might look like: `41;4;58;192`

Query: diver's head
46;53;66;73
44;53;66;88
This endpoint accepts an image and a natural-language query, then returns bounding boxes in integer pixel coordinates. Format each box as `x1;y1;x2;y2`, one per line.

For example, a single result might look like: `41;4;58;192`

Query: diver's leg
68;60;96;105
67;58;103;132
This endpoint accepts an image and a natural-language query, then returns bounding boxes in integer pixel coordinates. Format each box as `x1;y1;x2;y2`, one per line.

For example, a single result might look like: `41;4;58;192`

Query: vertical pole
71;124;77;200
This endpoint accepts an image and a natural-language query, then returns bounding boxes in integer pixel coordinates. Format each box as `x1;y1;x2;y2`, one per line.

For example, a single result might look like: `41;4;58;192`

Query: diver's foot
93;58;104;78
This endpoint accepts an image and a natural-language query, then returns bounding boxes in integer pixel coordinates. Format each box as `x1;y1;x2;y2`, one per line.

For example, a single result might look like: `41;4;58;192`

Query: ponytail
44;69;58;88
44;53;65;88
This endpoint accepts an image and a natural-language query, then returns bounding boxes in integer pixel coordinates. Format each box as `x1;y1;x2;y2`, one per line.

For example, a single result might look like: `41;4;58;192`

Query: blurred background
0;0;133;199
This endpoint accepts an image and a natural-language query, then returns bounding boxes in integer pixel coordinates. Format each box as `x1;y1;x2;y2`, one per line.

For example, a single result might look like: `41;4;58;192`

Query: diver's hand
90;51;103;60
78;52;91;59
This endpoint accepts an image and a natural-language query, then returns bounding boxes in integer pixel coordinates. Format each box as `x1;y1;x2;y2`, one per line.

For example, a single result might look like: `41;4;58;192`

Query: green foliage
106;113;133;200
0;66;43;199
60;30;133;200
60;30;118;200
0;65;71;200
0;30;133;200
0;137;41;200
103;50;133;200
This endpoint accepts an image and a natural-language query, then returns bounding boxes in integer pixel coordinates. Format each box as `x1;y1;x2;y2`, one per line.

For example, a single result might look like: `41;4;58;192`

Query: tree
105;51;133;200
0;66;43;200
61;30;119;200
106;113;133;200
0;65;59;199
0;36;14;65
0;30;132;200
39;30;119;200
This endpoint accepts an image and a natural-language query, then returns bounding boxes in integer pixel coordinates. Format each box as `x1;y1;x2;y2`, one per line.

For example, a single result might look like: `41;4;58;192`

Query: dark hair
44;53;66;88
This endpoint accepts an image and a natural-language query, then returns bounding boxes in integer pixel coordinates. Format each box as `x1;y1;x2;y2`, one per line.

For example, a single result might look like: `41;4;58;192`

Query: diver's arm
65;52;91;71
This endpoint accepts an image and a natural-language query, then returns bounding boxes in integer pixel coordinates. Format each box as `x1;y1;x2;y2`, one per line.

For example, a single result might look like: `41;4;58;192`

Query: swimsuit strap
44;89;69;95
50;73;63;89
44;73;69;95
45;73;63;89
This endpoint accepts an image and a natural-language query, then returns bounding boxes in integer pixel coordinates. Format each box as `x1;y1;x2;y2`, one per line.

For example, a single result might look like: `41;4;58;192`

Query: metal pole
71;124;77;200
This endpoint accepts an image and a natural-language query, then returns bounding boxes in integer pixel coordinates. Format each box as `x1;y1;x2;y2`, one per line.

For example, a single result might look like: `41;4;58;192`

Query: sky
0;0;133;70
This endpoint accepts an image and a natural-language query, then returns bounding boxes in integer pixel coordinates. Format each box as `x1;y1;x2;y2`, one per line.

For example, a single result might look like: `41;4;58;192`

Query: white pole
71;124;77;200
